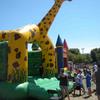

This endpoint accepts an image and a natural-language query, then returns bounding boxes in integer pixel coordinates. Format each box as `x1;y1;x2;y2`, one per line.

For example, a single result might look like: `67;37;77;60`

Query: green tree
68;48;91;64
90;48;100;62
69;48;80;55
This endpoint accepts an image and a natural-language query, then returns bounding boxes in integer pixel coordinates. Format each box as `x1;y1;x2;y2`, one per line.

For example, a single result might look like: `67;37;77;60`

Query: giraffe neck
38;0;64;35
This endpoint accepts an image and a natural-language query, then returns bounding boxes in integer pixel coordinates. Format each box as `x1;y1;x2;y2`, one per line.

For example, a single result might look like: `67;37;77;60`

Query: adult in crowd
59;68;70;100
86;69;92;96
93;62;98;72
92;61;100;100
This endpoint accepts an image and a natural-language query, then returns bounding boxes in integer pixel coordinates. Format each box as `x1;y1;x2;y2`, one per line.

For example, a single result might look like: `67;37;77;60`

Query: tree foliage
68;48;91;64
90;48;100;62
69;48;80;55
68;48;100;64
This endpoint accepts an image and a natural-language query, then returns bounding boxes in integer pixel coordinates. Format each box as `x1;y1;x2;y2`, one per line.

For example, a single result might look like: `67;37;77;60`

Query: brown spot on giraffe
16;52;21;59
24;56;27;61
43;35;46;38
12;61;19;69
2;32;6;39
14;48;19;52
45;41;49;45
50;63;54;67
49;46;53;49
42;58;45;63
14;33;21;40
8;46;11;53
40;28;43;32
48;53;53;56
25;41;28;49
49;59;52;62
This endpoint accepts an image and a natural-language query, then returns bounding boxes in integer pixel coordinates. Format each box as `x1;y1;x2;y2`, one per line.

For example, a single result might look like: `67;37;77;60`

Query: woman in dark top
59;68;70;100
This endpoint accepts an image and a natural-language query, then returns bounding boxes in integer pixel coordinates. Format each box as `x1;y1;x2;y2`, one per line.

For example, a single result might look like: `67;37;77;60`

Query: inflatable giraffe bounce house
0;0;73;100
0;0;71;83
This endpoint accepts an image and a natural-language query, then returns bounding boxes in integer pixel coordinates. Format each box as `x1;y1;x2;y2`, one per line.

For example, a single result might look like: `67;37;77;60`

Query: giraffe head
18;24;40;42
28;24;40;42
55;0;64;3
55;0;72;3
66;0;72;1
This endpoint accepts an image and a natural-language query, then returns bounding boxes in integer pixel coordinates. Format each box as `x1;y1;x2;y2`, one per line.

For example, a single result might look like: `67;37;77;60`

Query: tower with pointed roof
63;39;68;67
56;35;64;73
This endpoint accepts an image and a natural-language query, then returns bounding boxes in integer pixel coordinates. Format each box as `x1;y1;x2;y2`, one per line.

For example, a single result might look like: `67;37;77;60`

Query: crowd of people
58;61;100;100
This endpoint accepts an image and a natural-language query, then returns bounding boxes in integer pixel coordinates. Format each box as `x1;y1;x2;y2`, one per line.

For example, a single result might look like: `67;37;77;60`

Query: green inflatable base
0;77;74;100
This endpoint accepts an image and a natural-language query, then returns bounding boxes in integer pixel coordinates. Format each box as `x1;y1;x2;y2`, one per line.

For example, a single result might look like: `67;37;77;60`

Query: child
86;70;92;96
73;70;85;96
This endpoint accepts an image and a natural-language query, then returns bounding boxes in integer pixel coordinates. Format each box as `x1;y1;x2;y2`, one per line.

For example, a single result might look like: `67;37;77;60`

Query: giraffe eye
29;30;36;37
31;32;35;37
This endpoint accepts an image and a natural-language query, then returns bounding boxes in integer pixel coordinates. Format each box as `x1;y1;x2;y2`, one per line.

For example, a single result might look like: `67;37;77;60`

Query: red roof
63;39;68;50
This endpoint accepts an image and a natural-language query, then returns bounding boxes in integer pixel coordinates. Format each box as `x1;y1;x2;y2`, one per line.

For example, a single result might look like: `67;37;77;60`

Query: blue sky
0;0;100;53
